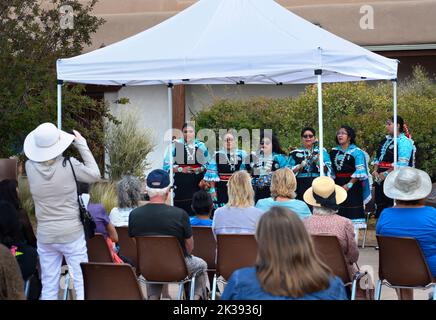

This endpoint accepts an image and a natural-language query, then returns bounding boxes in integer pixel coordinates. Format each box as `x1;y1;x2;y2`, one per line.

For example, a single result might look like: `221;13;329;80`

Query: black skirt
215;180;229;208
296;177;315;201
173;171;204;216
335;177;365;220
374;180;394;218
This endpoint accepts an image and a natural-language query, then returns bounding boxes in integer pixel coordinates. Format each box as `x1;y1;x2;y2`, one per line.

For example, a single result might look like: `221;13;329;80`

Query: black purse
65;157;96;240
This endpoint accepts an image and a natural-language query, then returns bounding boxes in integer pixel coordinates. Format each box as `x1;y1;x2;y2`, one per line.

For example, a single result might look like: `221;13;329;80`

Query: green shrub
105;112;155;180
194;66;436;180
18;176;34;216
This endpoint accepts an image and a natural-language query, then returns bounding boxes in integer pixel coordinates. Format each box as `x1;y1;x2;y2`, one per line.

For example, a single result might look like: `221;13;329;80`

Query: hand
72;130;83;141
379;172;387;181
342;184;349;192
372;170;378;178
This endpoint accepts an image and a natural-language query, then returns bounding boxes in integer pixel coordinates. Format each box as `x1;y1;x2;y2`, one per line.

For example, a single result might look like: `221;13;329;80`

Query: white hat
24;123;75;162
384;167;432;201
303;176;347;208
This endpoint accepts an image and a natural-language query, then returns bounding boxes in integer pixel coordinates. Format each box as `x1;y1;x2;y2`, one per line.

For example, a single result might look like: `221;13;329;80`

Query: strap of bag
63;157;84;206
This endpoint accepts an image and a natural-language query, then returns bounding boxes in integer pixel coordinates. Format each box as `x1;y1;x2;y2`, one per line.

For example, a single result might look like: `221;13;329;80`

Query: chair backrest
377;235;435;286
86;234;113;263
0;158;17;181
311;234;351;284
116;226;137;267
136;236;188;282
192;226;216;269
216;234;258;280
81;262;144;300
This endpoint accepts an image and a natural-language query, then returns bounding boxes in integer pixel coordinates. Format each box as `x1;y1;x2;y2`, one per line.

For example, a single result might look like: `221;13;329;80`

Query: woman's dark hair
0;201;21;247
0;179;20;210
300;127;316;137
260;130;286;155
335;125;356;145
182;123;195;131
390;116;404;133
191;190;213;216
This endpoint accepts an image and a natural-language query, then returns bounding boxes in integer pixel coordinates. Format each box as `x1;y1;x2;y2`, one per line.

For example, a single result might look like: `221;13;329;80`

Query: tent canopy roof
57;0;398;85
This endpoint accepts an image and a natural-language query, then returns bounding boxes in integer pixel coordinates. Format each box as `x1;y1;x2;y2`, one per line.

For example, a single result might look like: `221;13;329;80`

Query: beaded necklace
184;142;196;162
334;145;352;171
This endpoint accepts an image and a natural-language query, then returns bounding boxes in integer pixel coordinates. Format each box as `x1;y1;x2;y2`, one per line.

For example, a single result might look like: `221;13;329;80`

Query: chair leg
177;283;184;300
211;274;217;301
24;279;30;298
375;280;382;300
189;276;196;300
362;227;367;249
351;279;357;300
432;286;436;300
63;272;70;300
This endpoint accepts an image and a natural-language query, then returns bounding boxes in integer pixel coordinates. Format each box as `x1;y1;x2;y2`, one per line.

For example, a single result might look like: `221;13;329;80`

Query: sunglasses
302;134;314;138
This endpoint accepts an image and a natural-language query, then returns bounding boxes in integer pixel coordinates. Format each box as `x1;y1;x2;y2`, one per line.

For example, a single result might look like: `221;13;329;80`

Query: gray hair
312;206;337;216
146;186;170;199
116;175;142;208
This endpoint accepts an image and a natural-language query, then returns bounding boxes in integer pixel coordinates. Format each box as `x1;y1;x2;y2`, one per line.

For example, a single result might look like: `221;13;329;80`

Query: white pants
37;233;88;300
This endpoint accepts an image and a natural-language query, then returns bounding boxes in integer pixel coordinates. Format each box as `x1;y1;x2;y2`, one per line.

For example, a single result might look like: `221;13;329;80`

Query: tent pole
57;80;63;129
316;70;324;176
393;79;398;169
167;84;174;206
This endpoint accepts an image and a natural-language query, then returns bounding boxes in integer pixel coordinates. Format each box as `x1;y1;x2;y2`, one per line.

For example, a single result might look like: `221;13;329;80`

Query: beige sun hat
383;167;432;201
303;176;347;208
24;123;75;162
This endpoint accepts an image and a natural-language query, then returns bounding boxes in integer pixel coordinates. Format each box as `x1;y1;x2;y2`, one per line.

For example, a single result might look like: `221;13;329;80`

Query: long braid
403;122;412;139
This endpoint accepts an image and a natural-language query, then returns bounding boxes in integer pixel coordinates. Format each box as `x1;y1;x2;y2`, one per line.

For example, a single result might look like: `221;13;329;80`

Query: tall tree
0;0;116;167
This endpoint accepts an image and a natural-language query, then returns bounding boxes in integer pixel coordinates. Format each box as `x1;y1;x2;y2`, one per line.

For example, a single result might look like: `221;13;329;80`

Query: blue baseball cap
146;169;170;188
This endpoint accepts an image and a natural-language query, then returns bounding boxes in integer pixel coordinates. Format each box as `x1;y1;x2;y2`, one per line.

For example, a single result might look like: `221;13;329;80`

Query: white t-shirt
109;207;135;227
212;206;264;237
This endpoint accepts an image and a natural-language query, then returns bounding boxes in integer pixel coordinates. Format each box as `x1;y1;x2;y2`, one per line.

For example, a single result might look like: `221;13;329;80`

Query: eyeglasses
302;134;314;138
336;131;348;136
386;121;392;125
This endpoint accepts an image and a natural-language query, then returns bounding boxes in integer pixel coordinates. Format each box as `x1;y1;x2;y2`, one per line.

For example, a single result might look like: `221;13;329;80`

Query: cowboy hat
383;167;432;201
24;123;75;162
303;176;347;208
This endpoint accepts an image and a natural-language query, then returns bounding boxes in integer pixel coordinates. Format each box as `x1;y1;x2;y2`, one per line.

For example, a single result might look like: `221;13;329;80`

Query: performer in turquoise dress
204;131;247;209
371;116;415;217
163;123;209;216
246;131;288;202
288;127;333;202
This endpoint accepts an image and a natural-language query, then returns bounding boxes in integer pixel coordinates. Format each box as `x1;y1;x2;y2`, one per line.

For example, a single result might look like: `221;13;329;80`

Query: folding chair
116;226;137;267
192;226;216;287
312;234;369;300
211;234;258;300
135;236;200;300
86;233;113;263
376;235;436;300
0;158;17;181
81;262;144;300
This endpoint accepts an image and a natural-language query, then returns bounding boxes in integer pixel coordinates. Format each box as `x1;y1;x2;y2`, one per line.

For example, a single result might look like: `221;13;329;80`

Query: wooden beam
172;84;185;133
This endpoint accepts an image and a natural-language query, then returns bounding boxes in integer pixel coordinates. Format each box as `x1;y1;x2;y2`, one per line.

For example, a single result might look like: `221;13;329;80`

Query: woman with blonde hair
255;168;311;219
212;170;263;236
222;207;348;300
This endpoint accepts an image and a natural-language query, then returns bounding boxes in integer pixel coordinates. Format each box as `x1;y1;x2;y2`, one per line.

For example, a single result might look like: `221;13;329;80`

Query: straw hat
303;176;347;208
24;123;75;162
383;167;432;201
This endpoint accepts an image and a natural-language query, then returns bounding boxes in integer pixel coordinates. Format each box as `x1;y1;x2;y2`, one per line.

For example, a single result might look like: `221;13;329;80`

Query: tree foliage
0;0;116;167
194;66;436;179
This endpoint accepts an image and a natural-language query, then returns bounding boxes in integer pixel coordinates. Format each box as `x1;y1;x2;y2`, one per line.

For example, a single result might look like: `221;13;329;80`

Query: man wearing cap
128;169;208;300
376;167;436;300
24;123;101;300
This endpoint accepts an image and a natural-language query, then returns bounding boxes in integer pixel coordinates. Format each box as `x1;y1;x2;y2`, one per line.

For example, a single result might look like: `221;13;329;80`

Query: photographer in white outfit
24;123;101;300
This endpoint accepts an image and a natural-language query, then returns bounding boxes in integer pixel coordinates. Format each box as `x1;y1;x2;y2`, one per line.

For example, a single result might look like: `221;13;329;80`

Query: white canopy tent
57;0;400;195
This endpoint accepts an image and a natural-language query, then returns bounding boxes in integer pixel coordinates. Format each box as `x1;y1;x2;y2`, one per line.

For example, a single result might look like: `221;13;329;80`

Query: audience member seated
376;167;436;300
0;243;25;300
190;190;213;227
110;175;142;227
213;171;263;236
222;206;348;300
303;176;359;277
0;179;37;247
0;201;38;282
128;169;208;300
255;168;311;219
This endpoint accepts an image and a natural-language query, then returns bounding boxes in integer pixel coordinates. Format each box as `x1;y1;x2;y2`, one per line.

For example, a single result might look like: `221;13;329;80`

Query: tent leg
57;80;63;129
316;72;324;175
392;80;397;169
167;84;174;206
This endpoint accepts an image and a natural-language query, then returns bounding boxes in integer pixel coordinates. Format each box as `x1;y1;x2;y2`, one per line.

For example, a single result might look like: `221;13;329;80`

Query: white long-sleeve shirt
26;137;101;243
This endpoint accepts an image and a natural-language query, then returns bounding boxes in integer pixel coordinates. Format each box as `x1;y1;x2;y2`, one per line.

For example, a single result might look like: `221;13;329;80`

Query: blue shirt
190;216;213;227
222;267;348;300
255;197;312;219
376;206;436;277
